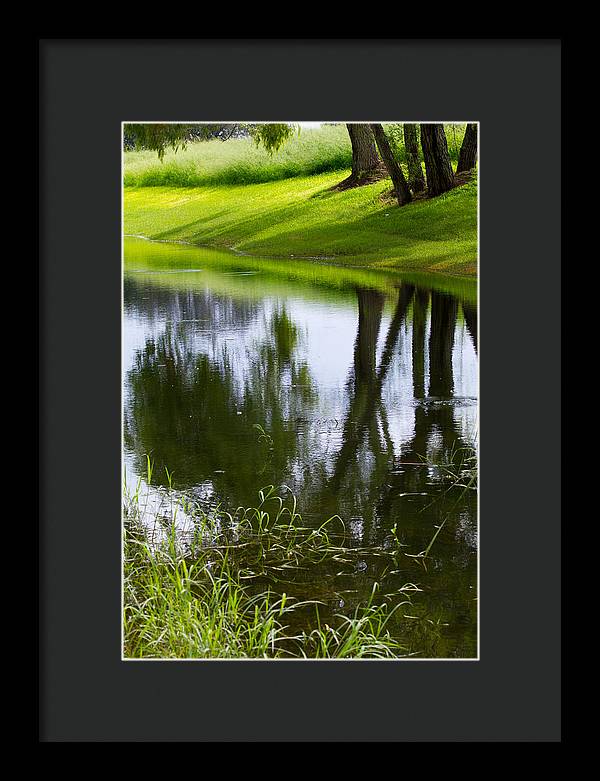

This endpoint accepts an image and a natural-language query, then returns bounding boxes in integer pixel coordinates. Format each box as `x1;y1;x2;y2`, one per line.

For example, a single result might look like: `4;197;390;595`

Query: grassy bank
123;123;477;275
124;171;477;275
124;236;477;305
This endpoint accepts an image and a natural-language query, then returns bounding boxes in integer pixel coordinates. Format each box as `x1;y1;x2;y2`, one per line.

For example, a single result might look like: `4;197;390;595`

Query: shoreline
123;171;478;278
123;232;477;280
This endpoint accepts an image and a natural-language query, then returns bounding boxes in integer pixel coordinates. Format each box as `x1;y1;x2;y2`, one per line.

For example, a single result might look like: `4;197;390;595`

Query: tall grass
124;125;353;188
123;475;414;659
123;123;468;189
124;534;407;659
124;535;300;658
422;441;478;494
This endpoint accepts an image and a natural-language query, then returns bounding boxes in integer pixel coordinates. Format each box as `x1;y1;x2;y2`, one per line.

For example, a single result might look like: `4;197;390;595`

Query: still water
123;237;478;658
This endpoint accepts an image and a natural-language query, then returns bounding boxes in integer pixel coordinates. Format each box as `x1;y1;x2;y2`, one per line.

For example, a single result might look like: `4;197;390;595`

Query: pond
123;236;478;658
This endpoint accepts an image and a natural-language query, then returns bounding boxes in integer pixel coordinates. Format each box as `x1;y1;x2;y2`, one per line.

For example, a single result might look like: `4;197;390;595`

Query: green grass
124;533;294;658
124;171;477;275
124;236;477;306
124;124;469;189
123;478;414;659
123;123;476;275
124;539;409;659
124;125;355;188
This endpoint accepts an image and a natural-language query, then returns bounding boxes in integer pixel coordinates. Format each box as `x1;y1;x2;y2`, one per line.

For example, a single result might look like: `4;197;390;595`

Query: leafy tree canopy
124;123;300;159
124;124;191;160
247;123;299;154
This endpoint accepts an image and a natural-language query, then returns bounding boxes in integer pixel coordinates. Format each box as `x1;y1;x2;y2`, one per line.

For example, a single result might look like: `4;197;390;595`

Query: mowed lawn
124;171;478;276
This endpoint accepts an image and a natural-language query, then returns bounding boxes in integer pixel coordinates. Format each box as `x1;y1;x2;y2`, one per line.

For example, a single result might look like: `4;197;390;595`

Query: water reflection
123;238;478;656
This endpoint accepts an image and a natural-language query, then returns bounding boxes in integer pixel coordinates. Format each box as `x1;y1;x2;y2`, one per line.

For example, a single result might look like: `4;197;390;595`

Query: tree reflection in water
124;266;478;657
125;275;477;542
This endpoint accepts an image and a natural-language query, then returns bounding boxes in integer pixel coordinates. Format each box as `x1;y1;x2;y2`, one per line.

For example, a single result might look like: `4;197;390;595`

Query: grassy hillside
124;170;477;275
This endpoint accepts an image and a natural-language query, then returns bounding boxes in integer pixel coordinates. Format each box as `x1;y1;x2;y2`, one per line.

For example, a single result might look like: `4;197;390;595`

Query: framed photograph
39;38;561;742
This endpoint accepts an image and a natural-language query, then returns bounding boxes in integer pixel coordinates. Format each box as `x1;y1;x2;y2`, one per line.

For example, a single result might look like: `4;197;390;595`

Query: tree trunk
334;124;385;189
370;124;412;206
420;124;455;197
348;123;380;178
403;124;426;194
456;123;478;173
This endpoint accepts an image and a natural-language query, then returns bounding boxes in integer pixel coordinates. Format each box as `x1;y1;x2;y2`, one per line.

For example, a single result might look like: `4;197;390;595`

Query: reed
123;473;416;659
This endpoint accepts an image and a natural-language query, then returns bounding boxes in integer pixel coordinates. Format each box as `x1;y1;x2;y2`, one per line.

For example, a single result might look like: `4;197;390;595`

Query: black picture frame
39;38;562;742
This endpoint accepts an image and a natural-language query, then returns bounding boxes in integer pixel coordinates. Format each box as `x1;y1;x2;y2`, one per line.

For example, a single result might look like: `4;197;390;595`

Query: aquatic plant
123;471;420;659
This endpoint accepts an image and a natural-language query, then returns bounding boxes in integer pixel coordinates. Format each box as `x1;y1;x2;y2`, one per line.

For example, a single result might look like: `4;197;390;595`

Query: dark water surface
123;237;478;657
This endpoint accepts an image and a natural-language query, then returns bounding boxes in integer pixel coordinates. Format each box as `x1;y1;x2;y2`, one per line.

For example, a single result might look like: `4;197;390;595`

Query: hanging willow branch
123;123;193;161
124;123;300;160
248;123;300;154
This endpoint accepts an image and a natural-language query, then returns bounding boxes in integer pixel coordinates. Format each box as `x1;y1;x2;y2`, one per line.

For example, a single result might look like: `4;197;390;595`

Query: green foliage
124;122;300;163
384;123;405;160
124;122;467;173
382;123;466;165
123;125;353;187
445;123;465;164
124;124;251;152
123;482;414;658
248;123;299;154
124;123;192;161
186;123;249;141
